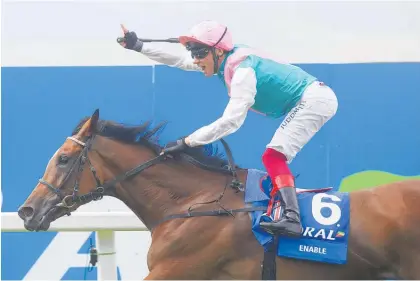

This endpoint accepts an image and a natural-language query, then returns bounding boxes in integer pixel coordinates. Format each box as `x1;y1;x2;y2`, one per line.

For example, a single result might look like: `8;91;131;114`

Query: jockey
117;21;338;237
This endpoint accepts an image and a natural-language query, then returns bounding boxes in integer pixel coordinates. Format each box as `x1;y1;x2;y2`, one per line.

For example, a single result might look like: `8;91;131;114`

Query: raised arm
139;43;202;71
118;24;202;72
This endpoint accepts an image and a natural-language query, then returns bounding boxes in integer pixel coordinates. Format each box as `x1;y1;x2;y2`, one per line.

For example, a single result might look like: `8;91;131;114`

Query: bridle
39;135;108;212
38;132;243;216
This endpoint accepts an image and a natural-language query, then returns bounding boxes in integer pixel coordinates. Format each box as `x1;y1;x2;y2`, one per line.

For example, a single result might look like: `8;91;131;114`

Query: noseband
38;134;242;213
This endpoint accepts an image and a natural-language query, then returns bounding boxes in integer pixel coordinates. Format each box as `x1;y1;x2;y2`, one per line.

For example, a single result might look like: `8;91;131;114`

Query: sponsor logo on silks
302;227;345;241
335;231;345;238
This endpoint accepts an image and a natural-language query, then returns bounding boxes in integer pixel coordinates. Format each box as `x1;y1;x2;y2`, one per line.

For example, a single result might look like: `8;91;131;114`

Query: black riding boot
259;187;303;237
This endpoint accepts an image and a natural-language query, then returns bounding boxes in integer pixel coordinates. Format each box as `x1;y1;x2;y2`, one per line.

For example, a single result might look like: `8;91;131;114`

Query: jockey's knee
262;148;288;166
325;90;339;119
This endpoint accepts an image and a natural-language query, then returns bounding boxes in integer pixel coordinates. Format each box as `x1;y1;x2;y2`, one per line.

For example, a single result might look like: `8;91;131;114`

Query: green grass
338;170;420;192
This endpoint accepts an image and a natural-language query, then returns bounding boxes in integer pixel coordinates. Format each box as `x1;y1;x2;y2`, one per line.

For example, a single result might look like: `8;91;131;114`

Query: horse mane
72;117;235;170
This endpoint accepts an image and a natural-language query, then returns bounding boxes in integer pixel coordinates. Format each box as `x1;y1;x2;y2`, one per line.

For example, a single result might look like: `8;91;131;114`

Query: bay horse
18;109;420;280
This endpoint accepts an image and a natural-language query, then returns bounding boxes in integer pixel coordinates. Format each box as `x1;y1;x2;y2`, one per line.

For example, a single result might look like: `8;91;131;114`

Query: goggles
190;48;210;59
186;42;211;59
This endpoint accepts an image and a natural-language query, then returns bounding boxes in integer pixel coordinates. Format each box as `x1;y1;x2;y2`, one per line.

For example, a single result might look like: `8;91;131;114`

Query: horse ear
88;109;100;135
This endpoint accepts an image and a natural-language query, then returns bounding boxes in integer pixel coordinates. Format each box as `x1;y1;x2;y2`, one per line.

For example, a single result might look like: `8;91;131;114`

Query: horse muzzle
18;200;70;232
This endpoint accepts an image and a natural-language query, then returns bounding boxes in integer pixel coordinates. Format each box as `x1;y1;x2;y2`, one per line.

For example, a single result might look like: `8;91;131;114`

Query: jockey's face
187;42;224;77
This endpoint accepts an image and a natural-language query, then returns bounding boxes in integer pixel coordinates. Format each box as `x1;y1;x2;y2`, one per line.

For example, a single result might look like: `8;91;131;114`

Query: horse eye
58;154;69;165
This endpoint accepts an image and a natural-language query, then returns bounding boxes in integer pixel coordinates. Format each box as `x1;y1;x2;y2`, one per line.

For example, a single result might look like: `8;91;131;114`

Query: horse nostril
18;206;34;220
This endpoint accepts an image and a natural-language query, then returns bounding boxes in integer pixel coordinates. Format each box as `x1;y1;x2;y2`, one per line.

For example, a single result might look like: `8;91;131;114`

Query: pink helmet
179;20;234;51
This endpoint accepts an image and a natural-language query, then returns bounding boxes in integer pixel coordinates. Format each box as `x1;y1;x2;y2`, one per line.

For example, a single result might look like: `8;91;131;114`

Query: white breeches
266;81;338;163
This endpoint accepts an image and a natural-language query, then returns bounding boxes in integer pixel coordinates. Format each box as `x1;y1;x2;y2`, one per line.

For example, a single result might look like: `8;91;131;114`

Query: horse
17;109;420;280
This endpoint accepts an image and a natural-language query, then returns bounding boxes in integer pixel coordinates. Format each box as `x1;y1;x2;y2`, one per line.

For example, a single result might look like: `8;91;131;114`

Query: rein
38;134;263;226
39;134;166;210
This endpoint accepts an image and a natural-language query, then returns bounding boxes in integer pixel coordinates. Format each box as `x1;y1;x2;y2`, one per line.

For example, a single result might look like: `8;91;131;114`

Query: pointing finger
120;24;129;34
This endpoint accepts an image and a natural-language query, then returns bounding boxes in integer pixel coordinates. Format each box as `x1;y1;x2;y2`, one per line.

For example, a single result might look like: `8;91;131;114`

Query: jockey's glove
162;138;189;155
117;31;143;52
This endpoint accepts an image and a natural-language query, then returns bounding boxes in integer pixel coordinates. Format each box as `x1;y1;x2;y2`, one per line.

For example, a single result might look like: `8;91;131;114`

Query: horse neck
95;137;229;229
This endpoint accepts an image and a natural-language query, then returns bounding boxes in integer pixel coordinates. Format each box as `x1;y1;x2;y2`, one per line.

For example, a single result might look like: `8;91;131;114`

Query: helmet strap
210;27;228;75
212;49;219;74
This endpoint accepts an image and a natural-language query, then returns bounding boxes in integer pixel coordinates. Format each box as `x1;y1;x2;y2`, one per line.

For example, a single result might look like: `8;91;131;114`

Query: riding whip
117;37;180;44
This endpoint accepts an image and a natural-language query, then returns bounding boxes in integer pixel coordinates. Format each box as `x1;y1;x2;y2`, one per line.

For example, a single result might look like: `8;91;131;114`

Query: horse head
18;109;242;232
17;109;106;231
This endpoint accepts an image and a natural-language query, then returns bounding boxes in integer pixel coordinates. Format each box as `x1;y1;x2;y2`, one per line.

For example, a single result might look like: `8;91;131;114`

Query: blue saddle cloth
244;169;350;265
